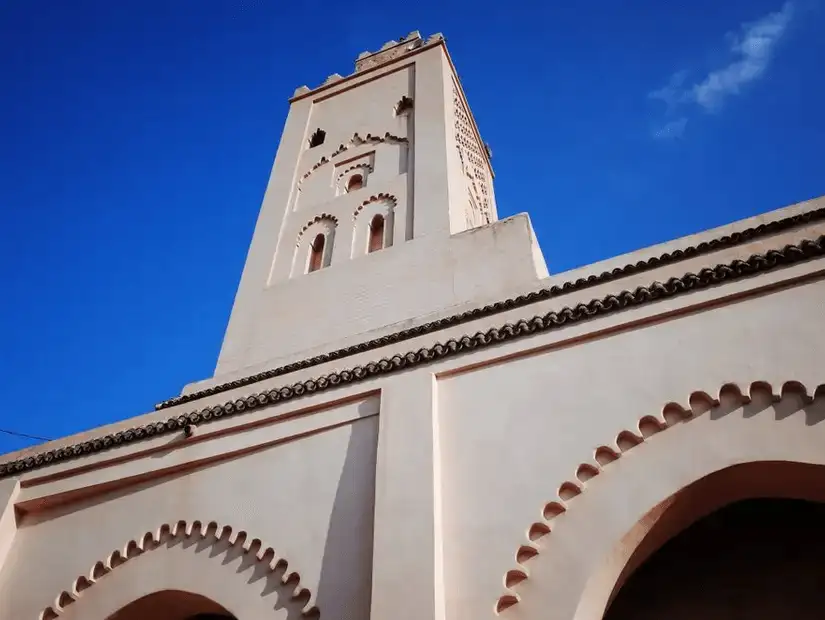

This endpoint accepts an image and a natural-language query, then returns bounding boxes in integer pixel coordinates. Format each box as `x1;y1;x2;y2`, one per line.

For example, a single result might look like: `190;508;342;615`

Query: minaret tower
207;32;546;382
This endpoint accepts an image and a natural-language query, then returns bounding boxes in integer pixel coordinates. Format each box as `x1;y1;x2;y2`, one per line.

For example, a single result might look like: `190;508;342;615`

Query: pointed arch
495;379;825;617
40;520;318;620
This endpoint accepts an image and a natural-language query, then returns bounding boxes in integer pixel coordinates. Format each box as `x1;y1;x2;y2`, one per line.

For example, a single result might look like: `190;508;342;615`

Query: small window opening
347;174;364;192
308;233;325;272
308;128;326;148
368;214;385;253
395;96;414;116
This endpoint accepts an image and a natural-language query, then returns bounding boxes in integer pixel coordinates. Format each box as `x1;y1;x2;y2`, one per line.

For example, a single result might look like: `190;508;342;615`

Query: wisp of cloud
649;2;796;138
693;1;795;109
653;117;688;140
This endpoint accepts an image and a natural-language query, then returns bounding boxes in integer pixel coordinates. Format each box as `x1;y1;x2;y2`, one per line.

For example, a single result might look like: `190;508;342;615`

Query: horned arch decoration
39;520;318;619
494;379;825;615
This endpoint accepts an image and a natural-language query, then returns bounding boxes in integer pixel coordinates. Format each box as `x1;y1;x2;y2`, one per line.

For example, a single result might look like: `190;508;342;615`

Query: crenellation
355;32;424;73
291;32;445;98
322;73;344;86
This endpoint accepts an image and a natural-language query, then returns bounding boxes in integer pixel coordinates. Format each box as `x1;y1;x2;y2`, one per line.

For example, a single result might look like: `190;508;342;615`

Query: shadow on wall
315;405;379;619
498;381;825;617
605;483;825;619
41;524;316;620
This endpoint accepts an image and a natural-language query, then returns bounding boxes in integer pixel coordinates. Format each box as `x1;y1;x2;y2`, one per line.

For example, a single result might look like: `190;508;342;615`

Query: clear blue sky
1;0;823;453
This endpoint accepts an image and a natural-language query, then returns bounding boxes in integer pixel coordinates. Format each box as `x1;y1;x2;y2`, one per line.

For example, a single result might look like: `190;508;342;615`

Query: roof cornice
2;233;824;479
156;205;825;410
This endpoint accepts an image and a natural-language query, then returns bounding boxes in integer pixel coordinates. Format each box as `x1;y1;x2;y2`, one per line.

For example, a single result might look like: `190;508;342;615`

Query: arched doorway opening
601;462;825;620
106;590;237;620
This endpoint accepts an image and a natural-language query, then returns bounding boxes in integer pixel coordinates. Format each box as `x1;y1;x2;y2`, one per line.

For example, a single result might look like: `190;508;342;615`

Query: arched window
347;174;363;192
308;128;326;148
308;233;325;272
368;214;385;253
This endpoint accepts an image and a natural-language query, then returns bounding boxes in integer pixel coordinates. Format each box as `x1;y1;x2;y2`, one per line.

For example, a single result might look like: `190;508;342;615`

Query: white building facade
2;32;825;620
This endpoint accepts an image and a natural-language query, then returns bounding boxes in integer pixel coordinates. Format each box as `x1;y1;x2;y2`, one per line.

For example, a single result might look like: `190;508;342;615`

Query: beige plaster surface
0;411;378;619
215;41;512;378
438;276;825;620
1;31;824;620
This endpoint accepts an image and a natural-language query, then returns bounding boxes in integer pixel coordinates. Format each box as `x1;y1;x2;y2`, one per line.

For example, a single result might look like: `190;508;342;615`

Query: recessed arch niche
601;462;825;620
105;590;237;620
502;380;825;620
352;194;396;257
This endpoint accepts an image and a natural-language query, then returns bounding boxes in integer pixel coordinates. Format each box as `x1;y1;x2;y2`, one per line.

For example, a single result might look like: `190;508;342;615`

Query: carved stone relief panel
452;80;492;227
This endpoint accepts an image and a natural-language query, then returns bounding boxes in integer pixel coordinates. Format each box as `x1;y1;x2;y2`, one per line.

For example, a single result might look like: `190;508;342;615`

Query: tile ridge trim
2;234;824;479
157;205;825;409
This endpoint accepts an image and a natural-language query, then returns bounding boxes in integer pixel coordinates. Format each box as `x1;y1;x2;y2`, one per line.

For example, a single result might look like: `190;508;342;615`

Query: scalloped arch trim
40;519;318;620
494;379;825;615
296;213;338;246
336;163;374;184
300;132;408;185
353;193;398;219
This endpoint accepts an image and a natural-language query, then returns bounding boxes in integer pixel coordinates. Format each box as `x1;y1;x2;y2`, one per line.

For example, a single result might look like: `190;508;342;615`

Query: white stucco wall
0;399;378;620
0;200;823;620
1;30;824;620
437;276;825;620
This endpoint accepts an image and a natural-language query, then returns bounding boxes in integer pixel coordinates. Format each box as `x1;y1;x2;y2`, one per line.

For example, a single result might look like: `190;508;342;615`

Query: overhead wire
0;427;51;442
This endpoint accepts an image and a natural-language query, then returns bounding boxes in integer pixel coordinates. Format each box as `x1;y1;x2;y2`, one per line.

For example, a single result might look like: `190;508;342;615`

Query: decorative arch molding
353;193;398;220
299;132;408;185
337;163;373;196
296;213;339;246
352;194;397;257
335;163;374;186
40;519;318;620
293;214;338;276
494;379;825;615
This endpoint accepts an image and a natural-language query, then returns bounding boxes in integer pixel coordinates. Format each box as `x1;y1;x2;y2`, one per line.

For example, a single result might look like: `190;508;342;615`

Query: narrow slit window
308;233;325;272
308;128;326;148
347;174;363;192
368;214;385;253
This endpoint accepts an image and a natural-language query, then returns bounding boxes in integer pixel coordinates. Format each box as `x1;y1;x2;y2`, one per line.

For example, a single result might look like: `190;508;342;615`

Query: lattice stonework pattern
452;79;491;226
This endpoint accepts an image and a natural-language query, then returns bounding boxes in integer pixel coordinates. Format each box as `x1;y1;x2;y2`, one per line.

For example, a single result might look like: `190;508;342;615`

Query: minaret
208;32;546;381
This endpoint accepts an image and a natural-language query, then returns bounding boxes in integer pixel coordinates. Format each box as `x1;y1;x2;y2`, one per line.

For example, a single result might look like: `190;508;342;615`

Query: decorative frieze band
1;233;824;478
159;204;825;409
